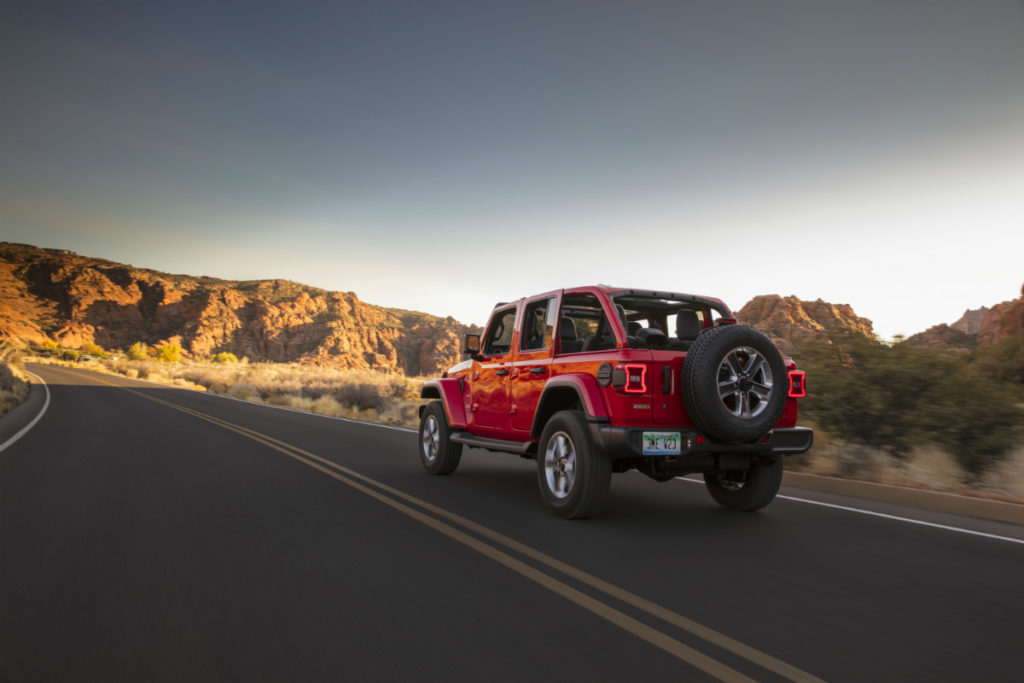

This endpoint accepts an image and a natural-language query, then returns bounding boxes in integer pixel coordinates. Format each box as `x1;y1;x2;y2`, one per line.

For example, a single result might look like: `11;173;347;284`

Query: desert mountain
905;284;1024;351
0;243;473;376
735;295;875;353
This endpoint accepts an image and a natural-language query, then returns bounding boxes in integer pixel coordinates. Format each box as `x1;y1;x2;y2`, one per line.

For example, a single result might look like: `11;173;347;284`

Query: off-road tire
419;401;462;475
682;324;788;443
703;457;783;511
537;410;611;519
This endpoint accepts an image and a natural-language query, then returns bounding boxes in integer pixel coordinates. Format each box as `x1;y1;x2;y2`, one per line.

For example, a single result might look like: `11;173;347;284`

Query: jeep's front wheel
537;410;611;519
703;457;783;511
419;401;462;475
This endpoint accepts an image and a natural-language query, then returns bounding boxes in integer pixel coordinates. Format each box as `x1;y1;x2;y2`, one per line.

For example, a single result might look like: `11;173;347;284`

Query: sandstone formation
0;243;473;376
905;284;1024;350
976;284;1024;345
735;295;876;353
951;307;989;335
901;324;978;352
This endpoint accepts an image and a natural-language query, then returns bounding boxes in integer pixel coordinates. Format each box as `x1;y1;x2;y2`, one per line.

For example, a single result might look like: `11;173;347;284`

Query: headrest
638;327;667;347
676;310;702;340
559;317;577;340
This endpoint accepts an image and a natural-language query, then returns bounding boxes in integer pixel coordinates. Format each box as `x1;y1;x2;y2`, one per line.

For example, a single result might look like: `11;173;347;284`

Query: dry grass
0;343;30;416
95;358;426;429
19;354;1024;503
977;447;1024;501
786;426;1024;503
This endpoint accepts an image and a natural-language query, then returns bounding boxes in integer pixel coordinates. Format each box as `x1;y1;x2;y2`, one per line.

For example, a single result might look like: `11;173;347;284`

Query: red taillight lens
621;363;647;394
788;370;806;398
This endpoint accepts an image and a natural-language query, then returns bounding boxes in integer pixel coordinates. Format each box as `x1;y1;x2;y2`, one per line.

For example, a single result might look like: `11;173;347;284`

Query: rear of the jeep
419;286;812;519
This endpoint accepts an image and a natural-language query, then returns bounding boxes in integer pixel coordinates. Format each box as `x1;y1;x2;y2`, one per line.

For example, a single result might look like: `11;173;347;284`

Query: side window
558;293;615;353
667;309;707;339
483;307;517;356
520;297;557;351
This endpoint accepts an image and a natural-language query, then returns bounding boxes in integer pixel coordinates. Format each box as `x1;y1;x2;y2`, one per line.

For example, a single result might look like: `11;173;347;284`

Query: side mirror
463;333;481;358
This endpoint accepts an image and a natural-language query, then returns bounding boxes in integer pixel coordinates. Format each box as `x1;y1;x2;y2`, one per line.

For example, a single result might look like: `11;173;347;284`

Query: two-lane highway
2;364;1022;682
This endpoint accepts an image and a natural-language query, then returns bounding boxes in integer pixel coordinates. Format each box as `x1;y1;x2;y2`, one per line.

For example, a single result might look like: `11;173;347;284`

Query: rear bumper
588;423;814;461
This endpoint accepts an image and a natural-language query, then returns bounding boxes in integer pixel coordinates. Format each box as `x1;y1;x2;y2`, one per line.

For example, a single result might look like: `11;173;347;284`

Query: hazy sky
3;1;1023;339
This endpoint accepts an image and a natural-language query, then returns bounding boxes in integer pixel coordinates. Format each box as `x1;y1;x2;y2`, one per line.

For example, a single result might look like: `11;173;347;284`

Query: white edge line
31;365;1023;546
677;476;1024;546
0;371;51;453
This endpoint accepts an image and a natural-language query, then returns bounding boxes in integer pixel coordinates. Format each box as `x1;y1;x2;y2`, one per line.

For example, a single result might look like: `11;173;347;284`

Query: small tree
211;351;239;363
126;342;149;361
155;343;182;362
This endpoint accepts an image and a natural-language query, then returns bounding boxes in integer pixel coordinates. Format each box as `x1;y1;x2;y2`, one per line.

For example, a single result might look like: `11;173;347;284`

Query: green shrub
38;339;60;356
81;342;110;358
210;351;239;363
155;343;182;362
970;331;1024;391
796;333;1023;479
126;342;149;361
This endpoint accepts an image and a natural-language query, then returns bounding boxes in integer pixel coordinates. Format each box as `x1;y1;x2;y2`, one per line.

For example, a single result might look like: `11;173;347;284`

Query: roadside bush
155;343;182;362
126;342;149;361
970;330;1024;392
80;342;109;358
0;342;29;415
37;339;60;356
796;333;1023;480
335;382;385;411
210;351;239;364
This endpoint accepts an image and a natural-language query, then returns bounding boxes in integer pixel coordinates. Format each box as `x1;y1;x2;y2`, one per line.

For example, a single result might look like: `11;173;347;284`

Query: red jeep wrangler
418;286;812;518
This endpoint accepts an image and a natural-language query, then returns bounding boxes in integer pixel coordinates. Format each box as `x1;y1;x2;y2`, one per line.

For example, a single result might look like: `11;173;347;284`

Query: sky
2;1;1023;340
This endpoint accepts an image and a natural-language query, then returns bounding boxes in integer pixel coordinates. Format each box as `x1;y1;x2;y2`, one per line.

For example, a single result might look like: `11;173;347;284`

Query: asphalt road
2;364;1022;682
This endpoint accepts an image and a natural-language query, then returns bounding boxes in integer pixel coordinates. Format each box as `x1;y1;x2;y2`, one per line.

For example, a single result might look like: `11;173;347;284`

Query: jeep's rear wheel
682;324;788;443
703;457;783;510
419;401;462;475
537;410;611;519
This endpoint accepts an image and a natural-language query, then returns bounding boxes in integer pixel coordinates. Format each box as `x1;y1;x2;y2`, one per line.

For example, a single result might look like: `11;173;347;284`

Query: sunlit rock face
0;242;474;376
906;284;1024;351
736;295;875;353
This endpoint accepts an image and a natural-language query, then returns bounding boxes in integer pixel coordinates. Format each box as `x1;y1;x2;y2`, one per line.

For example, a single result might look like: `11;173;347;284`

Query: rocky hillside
0;243;472;376
906;285;1024;351
735;295;875;353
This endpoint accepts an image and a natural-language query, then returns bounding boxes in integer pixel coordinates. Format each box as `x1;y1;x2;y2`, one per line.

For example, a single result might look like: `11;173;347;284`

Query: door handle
496;368;509;376
530;367;547;375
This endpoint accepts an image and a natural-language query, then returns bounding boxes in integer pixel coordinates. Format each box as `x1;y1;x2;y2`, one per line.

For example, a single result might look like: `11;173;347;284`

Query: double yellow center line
75;368;824;683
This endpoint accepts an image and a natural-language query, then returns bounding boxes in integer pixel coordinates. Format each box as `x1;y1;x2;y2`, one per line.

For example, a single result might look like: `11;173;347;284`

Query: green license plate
642;431;681;455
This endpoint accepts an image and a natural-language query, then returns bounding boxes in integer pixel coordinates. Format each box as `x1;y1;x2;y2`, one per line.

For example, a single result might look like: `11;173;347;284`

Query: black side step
449;432;537;455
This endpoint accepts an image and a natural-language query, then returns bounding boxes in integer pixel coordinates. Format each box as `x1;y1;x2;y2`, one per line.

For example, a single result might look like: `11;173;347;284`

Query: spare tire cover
681;324;787;443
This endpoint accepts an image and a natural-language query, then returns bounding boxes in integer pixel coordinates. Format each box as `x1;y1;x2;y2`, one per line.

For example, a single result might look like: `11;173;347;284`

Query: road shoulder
783;471;1024;526
0;371;48;451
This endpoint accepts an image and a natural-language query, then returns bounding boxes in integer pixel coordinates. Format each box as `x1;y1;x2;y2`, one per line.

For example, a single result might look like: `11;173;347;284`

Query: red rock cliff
906;284;1024;350
735;295;876;353
0;242;473;376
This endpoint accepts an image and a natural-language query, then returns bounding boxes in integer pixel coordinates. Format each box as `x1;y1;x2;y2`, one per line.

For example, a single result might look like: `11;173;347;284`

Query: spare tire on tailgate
681;324;787;443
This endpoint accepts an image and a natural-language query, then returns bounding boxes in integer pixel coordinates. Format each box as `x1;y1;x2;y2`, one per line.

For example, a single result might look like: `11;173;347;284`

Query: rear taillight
788;370;806;398
621;363;647;394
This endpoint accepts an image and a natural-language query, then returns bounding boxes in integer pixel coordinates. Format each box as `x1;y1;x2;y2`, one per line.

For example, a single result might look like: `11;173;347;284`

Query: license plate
642;431;681;455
